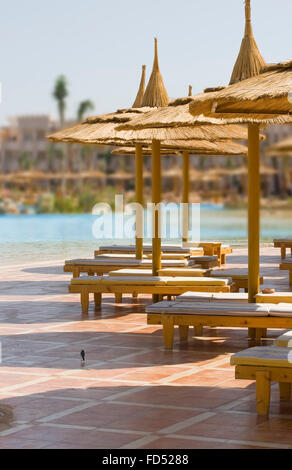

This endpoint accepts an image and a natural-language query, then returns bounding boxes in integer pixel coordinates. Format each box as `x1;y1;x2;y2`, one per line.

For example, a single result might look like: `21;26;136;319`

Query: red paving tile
1;248;292;449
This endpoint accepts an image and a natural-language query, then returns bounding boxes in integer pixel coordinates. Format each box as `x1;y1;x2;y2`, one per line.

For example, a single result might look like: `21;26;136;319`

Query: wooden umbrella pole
182;151;190;243
152;139;162;278
135;144;144;259
248;123;260;303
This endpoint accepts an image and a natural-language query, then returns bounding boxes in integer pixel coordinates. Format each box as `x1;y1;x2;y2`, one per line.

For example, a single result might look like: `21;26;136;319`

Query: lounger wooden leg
281;245;286;259
179;325;189;342
289;271;292;287
167;295;172;301
279;382;291;401
153;294;159;303
115;293;122;303
221;254;226;265
255;328;262;344
248;328;256;339
72;268;79;278
81;291;89;314
256;371;271;417
261;328;267;338
194;326;203;336
94;293;101;308
132;292;138;298
162;315;175;350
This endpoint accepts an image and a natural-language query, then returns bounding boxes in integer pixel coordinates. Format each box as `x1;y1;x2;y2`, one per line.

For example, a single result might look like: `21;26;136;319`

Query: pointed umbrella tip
132;65;147;108
188;85;193;97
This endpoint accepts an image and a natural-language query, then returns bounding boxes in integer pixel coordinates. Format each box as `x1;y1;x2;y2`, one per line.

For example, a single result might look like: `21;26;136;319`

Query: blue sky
0;0;291;124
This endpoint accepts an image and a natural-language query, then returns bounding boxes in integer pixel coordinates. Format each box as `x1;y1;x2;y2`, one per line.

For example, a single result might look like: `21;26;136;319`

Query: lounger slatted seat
97;244;196;254
107;268;209;277
231;346;292;416
210;269;264;292
274;239;292;259
176;292;248;302
255;292;292;303
146;301;292;349
69;276;230;314
64;258;189;278
279;260;292;285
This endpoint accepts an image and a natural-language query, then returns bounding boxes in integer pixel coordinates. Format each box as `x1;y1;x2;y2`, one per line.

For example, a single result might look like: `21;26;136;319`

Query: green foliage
19;152;33;170
77;100;95;121
54;195;80;213
53;75;68;125
36;193;55;214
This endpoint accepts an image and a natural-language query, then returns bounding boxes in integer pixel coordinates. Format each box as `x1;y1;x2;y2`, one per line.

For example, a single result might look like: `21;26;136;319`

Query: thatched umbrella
48;39;172;261
189;61;292;302
229;0;265;84
267;136;292;157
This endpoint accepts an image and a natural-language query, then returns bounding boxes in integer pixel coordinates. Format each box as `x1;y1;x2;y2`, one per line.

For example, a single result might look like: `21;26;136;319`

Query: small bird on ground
80;350;85;362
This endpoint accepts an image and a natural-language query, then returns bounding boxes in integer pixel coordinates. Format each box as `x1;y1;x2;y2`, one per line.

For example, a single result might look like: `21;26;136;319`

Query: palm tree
76;101;95;191
53;75;68;196
77;100;94;122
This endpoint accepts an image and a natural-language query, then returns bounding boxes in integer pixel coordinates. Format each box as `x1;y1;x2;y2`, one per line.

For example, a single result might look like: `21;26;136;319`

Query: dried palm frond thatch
48;110;250;145
159;139;247;155
189;61;292;124
229;165;277;175
112;147;179;156
132;65;146;108
112;139;247;156
141;38;169;107
118;98;227;130
229;0;265;85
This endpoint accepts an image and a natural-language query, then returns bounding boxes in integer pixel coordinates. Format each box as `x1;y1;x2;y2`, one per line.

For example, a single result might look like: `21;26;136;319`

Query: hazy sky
0;0;291;125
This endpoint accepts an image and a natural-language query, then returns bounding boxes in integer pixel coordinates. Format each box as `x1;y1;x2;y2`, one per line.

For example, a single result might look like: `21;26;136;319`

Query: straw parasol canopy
267;136;292;157
229;165;277;176
229;0;265;85
112;139;247;156
188;57;292;303
106;170;133;181
132;65;146;108
141;38;169;107
188;61;292;125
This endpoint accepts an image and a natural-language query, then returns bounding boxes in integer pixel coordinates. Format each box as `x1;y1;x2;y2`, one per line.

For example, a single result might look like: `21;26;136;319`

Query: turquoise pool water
0;208;291;265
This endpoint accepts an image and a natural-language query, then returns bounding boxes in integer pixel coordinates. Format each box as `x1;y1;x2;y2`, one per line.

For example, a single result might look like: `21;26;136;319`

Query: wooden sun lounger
64;258;189;278
69;276;230;314
96;244;203;255
177;291;292;304
184;242;232;265
189;256;219;269
176;291;248;302
274;239;292;259
279;260;292;285
274;331;292;347
210;269;264;292
199;242;232;265
231;346;292;416
107;268;210;277
94;252;200;260
146;301;292;349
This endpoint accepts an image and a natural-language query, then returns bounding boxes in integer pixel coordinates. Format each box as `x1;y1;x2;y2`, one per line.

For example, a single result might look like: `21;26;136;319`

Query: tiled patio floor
1;247;292;449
